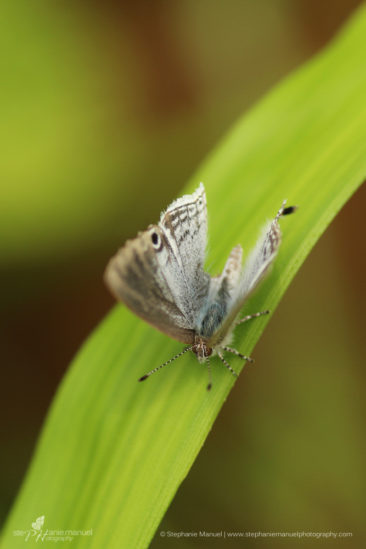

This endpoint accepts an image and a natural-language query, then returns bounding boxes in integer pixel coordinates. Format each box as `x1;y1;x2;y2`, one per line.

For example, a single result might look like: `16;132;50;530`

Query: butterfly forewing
159;183;210;324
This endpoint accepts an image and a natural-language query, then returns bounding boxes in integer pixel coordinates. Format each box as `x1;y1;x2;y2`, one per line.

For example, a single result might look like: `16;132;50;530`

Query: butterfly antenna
217;351;238;379
222;346;254;365
206;356;212;391
236;309;269;325
138;345;193;382
277;200;298;220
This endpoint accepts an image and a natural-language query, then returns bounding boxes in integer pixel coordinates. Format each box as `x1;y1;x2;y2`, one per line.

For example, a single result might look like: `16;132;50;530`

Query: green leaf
3;6;366;548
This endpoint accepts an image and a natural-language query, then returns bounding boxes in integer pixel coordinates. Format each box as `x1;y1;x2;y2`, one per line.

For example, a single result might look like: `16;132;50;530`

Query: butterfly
104;184;296;389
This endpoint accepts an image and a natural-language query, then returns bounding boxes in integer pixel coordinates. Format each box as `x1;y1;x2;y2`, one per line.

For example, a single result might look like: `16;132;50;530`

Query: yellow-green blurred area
1;0;365;546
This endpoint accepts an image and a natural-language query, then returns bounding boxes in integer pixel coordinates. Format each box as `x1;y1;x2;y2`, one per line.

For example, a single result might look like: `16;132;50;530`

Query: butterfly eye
151;232;160;247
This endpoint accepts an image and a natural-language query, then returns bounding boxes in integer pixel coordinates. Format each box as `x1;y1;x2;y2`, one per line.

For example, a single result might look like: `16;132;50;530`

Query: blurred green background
1;1;365;547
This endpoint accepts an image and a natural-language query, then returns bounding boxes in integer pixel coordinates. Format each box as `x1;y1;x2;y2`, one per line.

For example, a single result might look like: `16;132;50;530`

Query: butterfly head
192;337;213;364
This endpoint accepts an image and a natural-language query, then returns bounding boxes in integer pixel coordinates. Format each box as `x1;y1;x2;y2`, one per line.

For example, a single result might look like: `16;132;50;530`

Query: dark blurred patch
333;181;366;367
297;0;362;50
121;1;200;117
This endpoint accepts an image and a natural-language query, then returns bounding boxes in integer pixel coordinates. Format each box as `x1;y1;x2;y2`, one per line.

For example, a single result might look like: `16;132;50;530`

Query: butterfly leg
222;346;254;364
138;345;193;382
236;309;269;325
217;351;238;378
206;357;213;391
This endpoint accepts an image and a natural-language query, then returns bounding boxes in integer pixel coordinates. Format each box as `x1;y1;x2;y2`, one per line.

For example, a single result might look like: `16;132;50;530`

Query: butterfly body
104;183;295;388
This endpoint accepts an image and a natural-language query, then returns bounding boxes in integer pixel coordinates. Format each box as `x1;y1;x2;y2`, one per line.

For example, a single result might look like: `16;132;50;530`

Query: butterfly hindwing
207;202;287;347
104;184;210;343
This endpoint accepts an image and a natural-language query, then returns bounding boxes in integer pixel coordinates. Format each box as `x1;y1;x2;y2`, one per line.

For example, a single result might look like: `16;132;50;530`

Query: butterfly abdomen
197;301;227;338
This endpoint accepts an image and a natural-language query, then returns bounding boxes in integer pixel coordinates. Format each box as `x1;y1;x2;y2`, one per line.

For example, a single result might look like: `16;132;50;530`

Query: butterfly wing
104;226;195;343
207;203;287;347
104;184;210;343
158;183;210;325
239;216;282;298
